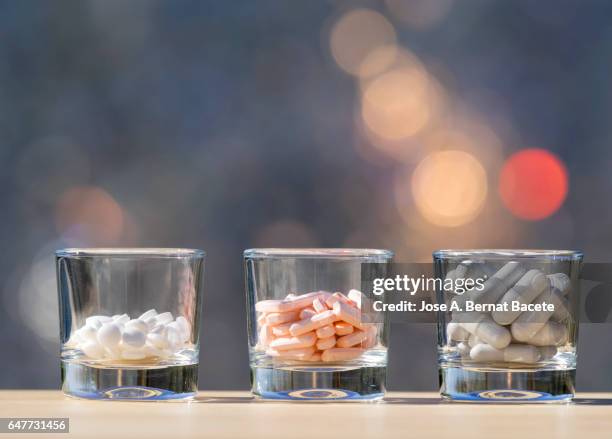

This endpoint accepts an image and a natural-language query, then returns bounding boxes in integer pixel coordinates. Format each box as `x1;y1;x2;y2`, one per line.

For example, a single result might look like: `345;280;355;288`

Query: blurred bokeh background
2;0;612;391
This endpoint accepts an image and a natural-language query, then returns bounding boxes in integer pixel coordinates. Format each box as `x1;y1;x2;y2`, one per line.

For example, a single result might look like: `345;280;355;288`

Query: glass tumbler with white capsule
56;248;204;400
434;249;582;402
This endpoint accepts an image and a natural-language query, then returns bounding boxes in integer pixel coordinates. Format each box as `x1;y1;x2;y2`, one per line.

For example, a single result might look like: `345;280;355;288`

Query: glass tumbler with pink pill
244;248;393;401
56;248;205;400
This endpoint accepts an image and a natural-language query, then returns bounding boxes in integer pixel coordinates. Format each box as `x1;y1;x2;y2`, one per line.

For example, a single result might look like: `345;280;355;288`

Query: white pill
155;312;174;325
175;316;191;339
122;327;146;348
122;349;146;360
81;341;105;359
139;309;158;321
527;321;568;347
112;314;130;325
124;319;148;334
77;325;99;342
468;261;527;305
86;315;112;329
447;322;470;342
147;333;168;350
457;313;511;350
97;322;122;348
470;343;540;364
144;344;164;358
165;324;183;350
104;346;122;360
492;269;549;325
548;273;570;296
150;323;166;334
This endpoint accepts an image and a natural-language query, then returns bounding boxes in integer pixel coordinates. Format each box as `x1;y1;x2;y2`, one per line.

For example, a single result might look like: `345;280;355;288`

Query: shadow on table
572;398;612;405
193;395;443;405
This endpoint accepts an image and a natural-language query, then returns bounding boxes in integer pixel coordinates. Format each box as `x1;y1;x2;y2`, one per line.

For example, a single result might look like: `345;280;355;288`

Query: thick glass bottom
61;360;198;400
251;364;386;401
440;365;575;403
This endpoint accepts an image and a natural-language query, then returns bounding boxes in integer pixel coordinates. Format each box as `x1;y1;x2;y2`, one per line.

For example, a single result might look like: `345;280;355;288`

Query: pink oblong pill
258;324;274;348
316;324;335;339
312;298;328;313
290;310;338;336
347;289;370;310
269;331;317;350
334;322;354;336
321;347;364;362
256;294;325;313
316;335;336;350
266;346;315;360
299;307;316;320
265;311;299;326
336;329;367;348
325;292;354;309
272;323;292;337
361;324;378;349
332;301;363;329
308;352;322;362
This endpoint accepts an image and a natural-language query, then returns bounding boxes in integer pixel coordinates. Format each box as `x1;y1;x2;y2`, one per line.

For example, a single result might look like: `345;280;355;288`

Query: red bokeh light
499;148;568;220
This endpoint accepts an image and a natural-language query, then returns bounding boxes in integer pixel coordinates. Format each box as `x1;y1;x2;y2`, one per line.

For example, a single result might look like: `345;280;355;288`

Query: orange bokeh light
498;148;568;220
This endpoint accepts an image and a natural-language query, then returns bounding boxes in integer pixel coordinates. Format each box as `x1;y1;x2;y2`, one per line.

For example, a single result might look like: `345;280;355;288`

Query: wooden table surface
1;391;612;438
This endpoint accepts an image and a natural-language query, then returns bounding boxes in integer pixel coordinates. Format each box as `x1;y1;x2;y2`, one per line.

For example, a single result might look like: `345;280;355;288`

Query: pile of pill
64;309;192;361
446;262;571;364
255;289;378;362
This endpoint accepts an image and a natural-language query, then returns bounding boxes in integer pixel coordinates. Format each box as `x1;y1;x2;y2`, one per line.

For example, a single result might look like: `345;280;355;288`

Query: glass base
440;365;575;402
251;364;386;401
61;360;198;400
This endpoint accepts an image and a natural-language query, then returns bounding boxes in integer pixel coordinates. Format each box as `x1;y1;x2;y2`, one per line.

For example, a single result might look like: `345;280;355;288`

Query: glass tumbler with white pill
56;248;205;400
433;249;582;402
244;248;393;401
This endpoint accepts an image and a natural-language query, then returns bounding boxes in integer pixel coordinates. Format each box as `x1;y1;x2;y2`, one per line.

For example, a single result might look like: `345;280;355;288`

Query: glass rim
243;248;394;259
55;248;206;258
433;249;583;261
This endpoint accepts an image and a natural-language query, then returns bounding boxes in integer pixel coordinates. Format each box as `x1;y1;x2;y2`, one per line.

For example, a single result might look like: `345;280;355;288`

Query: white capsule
81;341;105;359
527;321;568;347
121;349;146;360
138;309;158;321
122;327;146;348
539;346;558;361
86;315;112;329
457;313;511;350
97;322;122;348
468;261;527;305
492;270;549;325
457;342;471;358
511;287;564;342
77;325;99;342
548;273;570;296
112;314;130;325
124;319;148;334
446;322;470;342
470;343;541;364
467;334;482;348
552;296;571;322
